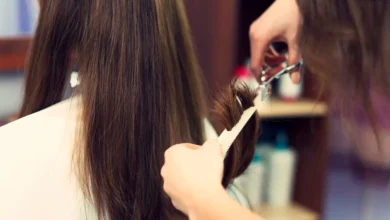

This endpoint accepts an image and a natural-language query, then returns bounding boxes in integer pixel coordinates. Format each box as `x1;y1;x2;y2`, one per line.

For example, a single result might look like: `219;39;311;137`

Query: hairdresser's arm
161;141;264;220
188;186;263;220
249;0;302;83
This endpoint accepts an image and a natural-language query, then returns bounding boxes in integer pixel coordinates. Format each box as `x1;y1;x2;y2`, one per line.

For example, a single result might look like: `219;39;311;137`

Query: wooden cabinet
184;0;239;103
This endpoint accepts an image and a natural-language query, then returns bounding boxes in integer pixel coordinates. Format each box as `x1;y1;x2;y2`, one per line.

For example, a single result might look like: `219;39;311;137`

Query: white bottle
256;142;273;202
256;142;273;165
233;153;264;207
246;153;264;207
268;132;297;207
277;65;303;101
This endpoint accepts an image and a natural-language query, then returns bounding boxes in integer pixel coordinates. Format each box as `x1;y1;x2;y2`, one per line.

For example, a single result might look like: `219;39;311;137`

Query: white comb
217;105;258;158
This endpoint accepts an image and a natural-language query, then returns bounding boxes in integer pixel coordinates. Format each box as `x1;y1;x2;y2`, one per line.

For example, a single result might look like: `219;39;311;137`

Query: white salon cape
0;97;248;219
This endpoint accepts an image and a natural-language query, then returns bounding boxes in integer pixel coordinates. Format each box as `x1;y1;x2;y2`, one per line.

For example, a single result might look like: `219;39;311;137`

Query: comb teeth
235;95;243;108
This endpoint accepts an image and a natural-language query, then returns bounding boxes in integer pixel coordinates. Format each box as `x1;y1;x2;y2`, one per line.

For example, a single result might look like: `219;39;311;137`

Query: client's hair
213;82;260;187
19;0;260;219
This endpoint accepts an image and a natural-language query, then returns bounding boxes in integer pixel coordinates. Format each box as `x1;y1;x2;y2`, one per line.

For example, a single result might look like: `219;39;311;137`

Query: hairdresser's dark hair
297;0;390;128
20;0;260;219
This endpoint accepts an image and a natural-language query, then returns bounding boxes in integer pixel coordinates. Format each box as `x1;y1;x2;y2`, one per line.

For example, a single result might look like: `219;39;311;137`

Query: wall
0;0;38;121
0;72;23;121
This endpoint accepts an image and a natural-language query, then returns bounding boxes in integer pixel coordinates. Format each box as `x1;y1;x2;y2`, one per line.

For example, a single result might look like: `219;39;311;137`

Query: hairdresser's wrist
187;184;226;220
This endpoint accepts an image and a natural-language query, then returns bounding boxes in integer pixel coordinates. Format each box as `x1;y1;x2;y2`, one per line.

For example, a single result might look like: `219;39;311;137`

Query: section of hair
212;81;261;187
20;0;81;117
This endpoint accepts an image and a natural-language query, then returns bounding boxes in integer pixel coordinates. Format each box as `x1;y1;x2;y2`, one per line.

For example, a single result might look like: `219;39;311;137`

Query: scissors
257;59;303;101
217;59;303;157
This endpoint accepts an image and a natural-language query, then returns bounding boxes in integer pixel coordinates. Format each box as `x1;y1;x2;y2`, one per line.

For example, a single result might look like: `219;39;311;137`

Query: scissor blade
262;60;303;85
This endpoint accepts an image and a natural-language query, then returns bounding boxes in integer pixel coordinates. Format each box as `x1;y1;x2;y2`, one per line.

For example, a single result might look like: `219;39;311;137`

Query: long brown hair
21;0;205;219
297;0;390;129
20;0;260;219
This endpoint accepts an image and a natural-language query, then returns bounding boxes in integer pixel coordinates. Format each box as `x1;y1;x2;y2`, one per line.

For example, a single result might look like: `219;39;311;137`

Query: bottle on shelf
233;152;265;207
267;131;297;207
277;62;303;101
256;141;273;203
246;153;264;207
234;59;259;91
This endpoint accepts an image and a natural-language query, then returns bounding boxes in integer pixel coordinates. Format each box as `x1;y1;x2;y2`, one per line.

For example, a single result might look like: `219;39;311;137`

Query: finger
160;165;166;178
249;30;272;76
202;139;223;157
287;39;301;66
160;164;171;180
264;54;287;66
165;187;187;214
262;65;285;82
182;143;202;150
287;40;302;84
164;143;199;157
290;71;301;84
172;200;188;215
164;144;185;164
172;143;202;150
162;179;178;204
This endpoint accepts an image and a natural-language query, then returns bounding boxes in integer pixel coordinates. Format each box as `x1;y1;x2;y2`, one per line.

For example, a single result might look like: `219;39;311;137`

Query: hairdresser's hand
249;0;302;83
161;140;224;215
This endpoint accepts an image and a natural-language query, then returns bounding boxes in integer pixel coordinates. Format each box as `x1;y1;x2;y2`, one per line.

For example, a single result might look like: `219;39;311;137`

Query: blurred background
0;0;38;124
1;0;390;219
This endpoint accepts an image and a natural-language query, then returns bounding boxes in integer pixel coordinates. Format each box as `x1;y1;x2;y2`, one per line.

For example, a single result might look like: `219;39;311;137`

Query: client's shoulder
0;97;85;220
0;97;80;147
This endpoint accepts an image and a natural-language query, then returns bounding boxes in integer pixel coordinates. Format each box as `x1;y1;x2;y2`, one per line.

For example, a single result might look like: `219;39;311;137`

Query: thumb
201;139;223;157
287;40;302;84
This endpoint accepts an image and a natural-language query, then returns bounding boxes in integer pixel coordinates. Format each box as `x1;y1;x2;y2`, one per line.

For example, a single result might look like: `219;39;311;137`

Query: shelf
255;203;318;220
255;98;328;119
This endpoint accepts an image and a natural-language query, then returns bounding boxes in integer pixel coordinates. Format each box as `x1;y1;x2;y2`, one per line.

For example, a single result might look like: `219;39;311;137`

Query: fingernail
290;71;301;84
